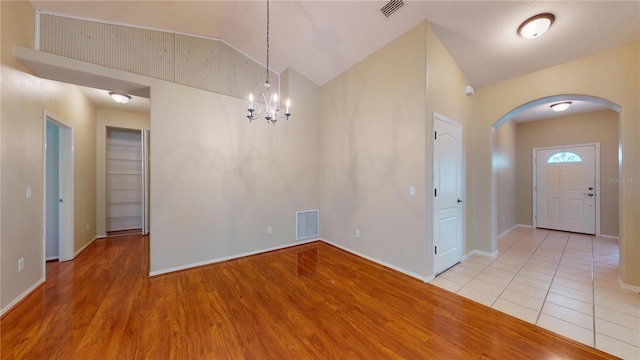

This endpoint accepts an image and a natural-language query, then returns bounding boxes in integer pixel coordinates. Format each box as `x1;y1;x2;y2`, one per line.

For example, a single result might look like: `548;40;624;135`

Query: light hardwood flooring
432;227;640;359
2;234;618;359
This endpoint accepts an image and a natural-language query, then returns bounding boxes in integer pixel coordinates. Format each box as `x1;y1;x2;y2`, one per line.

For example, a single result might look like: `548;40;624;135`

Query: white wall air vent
296;210;319;240
380;0;405;18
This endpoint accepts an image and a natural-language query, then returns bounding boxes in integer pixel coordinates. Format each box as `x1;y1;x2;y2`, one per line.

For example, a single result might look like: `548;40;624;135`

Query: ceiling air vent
380;0;405;18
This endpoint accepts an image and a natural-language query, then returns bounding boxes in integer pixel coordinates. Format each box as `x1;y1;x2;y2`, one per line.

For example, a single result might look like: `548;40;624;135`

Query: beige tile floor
431;227;640;359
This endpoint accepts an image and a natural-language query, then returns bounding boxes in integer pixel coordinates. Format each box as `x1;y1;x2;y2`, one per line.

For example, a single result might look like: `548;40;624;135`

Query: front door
535;144;596;234
433;114;464;274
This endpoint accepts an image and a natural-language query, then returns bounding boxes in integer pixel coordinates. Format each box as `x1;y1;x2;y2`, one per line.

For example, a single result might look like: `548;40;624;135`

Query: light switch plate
26;187;32;199
409;187;416;197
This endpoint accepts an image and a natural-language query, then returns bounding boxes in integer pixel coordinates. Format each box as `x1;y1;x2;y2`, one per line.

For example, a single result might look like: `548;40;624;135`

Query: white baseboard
516;224;533;229
618;277;640;293
96;234;107;239
319;238;429;283
599;234;619;240
74;236;99;257
1;278;45;317
149;238;318;276
497;228;511;239
45;256;59;261
465;249;499;259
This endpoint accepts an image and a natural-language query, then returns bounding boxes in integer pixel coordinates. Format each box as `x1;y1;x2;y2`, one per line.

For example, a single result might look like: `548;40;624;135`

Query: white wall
495;120;517;235
318;22;472;279
148;68;320;274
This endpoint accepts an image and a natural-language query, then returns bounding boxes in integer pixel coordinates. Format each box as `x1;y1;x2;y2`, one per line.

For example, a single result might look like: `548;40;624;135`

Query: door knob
588;187;594;190
587;193;594;197
457;199;463;203
59;198;63;203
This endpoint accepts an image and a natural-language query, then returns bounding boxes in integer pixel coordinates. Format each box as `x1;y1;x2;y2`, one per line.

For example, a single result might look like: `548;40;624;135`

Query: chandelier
246;0;291;125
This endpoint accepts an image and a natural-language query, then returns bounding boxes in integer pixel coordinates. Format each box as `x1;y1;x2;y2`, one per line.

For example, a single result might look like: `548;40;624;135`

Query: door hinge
434;131;437;140
435;246;438;255
434;188;437;197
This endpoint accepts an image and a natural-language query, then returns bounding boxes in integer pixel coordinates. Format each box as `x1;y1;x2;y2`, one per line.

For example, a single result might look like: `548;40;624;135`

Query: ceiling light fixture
109;92;131;104
246;0;291;125
550;102;572;112
518;13;555;39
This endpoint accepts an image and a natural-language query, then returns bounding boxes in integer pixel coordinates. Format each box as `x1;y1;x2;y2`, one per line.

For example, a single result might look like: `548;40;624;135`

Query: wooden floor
1;236;618;359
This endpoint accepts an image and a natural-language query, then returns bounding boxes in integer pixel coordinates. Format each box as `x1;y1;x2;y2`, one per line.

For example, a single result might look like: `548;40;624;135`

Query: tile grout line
534;232;571;325
491;229;549;309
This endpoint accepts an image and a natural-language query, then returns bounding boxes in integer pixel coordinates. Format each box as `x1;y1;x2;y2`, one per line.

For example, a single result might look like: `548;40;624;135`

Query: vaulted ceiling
30;1;640;89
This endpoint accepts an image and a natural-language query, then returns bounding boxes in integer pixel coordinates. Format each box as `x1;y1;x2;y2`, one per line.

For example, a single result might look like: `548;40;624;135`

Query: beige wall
425;23;474;256
1;1;97;311
515;110;619;236
473;42;639;287
319;22;472;279
96;108;150;236
495;120;517;235
148;67;320;274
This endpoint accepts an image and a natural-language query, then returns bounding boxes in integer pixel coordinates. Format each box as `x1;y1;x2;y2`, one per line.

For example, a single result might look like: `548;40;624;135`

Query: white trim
598;234;619;240
96;234;108;239
465;249;499;259
45;256;59;261
516;224;533;229
149;238;318;276
0;278;45;316
497;228;512;239
34;10;41;50
532;143;600;235
618;278;640;293
74;236;99;257
321;238;429;283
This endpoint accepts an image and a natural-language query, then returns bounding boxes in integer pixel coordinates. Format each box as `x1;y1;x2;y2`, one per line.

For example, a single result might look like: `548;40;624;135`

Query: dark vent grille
380;0;405;18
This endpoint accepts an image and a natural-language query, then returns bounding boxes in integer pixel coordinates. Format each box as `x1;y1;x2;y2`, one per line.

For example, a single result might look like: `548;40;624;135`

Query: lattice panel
40;14;175;81
175;34;221;92
38;13;280;98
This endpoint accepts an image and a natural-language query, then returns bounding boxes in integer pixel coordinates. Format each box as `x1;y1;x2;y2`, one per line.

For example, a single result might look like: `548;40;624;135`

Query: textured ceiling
30;1;640;88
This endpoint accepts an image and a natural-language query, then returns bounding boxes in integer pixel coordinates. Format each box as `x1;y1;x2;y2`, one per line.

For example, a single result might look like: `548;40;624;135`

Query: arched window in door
547;152;582;164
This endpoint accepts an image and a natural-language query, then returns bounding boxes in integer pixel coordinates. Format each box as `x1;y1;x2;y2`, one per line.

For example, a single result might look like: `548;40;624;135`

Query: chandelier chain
266;0;270;83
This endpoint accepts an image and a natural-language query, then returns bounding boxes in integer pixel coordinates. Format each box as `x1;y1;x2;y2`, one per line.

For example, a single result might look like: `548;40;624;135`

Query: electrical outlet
267;226;273;235
409;187;416;197
355;229;360;238
86;223;90;231
26;187;32;199
18;258;24;272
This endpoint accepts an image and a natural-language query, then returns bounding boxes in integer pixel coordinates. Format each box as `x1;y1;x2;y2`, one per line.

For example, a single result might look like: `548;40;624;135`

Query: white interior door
433;114;464;274
535;145;596;234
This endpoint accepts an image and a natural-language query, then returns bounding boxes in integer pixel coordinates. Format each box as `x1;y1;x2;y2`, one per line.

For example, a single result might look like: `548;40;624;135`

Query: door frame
43;111;74;268
432;112;465;274
532;142;600;235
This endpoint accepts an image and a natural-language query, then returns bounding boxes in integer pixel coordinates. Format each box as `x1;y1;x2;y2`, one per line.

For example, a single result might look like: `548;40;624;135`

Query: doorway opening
43;113;74;264
491;95;620;248
105;127;149;236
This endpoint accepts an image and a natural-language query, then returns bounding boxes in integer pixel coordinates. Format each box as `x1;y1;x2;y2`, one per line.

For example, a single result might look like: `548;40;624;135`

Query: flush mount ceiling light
246;0;291;125
518;13;555;39
550;101;572;112
109;92;131;104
